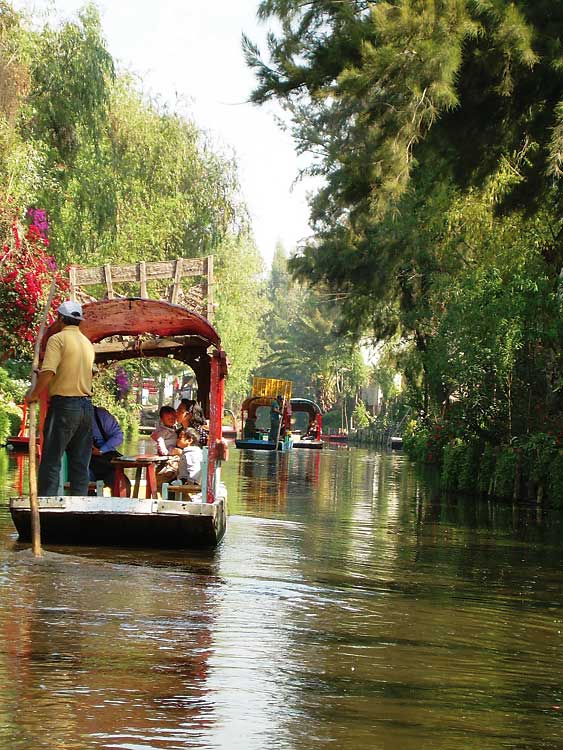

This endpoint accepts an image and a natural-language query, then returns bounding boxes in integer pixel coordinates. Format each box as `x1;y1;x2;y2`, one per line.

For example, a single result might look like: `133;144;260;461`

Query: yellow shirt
40;326;95;397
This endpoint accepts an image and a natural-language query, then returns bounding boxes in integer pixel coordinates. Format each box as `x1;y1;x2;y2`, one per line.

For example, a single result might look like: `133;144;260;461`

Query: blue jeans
38;396;94;496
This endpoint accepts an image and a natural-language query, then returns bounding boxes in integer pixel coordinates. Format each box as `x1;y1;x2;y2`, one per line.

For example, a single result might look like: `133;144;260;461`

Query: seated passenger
304;416;319;440
174;428;203;485
151;405;181;456
243;415;257;439
176;398;208;446
152;405;181;490
90;405;129;492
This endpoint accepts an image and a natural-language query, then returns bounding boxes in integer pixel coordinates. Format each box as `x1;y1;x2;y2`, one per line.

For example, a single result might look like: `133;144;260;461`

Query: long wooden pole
275;397;285;450
28;279;57;557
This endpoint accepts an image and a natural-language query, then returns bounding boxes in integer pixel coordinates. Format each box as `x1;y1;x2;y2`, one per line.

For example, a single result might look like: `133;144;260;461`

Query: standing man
269;394;284;443
26;301;95;496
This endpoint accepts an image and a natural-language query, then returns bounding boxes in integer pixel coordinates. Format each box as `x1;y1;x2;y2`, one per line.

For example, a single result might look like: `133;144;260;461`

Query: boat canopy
41;298;224;414
290;398;322;417
241;395;275;419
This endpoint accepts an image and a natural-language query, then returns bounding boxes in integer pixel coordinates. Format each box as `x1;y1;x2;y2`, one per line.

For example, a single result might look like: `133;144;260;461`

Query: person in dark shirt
90;405;128;491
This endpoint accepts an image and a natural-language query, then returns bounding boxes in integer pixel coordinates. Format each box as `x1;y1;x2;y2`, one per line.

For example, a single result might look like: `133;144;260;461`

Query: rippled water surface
0;444;562;749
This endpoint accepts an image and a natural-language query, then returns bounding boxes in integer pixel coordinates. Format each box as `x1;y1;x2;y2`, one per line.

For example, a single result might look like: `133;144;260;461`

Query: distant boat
290;398;324;450
235;391;293;452
6;436;30;451
5;403;31;452
321;432;349;443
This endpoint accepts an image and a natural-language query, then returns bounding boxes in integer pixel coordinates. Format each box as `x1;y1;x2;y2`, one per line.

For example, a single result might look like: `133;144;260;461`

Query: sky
13;0;316;267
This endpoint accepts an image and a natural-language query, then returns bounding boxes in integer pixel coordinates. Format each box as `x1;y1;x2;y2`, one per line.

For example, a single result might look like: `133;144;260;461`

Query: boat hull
235;438;292;451
321;434;348;443
5;436;30;452
9;495;226;549
292;440;324;450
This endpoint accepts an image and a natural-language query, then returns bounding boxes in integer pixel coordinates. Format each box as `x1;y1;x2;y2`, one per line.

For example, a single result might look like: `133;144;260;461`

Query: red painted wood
40;298;221;352
207;350;227;503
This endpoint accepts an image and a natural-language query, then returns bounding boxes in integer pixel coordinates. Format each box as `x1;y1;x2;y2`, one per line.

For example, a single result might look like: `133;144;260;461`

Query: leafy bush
493;449;519;499
0;364;28;404
402;419;431;463
548;454;563;507
442;439;464;489
518;432;558;486
0;403;22;445
478;444;496;494
352;399;372;429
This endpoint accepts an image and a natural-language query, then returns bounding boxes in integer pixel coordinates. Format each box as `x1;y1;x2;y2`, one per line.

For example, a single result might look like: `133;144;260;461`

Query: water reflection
0;445;561;749
0;550;220;749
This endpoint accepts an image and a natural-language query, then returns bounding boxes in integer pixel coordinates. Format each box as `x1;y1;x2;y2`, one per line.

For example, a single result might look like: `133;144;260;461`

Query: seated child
175;427;203;485
151;405;180;456
152;405;181;489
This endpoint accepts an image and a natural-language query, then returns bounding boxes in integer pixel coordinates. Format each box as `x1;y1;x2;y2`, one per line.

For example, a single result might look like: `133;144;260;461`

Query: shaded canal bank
0;445;562;750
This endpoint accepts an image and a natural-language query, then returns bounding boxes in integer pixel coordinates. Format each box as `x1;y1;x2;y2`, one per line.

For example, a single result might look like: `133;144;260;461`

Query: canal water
0;444;561;750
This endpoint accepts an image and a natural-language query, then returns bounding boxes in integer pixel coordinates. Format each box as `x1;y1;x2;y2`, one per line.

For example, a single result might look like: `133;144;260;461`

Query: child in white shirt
176;428;203;485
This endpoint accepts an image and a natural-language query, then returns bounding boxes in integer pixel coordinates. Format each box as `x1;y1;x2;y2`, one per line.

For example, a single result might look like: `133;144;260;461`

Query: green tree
214;234;266;407
0;2;262;428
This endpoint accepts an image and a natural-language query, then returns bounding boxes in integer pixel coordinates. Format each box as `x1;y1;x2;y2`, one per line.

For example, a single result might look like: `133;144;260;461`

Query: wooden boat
290;398;324;449
5;403;30;452
6;435;30;451
321;432;349;443
10;297;228;549
235;392;293;452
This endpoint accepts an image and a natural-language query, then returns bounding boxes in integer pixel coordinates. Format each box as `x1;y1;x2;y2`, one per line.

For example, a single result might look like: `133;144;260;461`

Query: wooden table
111;455;170;499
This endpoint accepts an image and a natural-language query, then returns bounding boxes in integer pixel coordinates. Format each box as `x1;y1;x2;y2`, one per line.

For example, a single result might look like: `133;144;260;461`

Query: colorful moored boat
290;398;324;449
235;377;293;451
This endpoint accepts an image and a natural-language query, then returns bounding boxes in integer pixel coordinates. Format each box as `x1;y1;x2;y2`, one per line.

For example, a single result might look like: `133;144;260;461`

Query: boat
10;297;228;548
234;396;293;451
5;403;31;452
235;377;293;451
290;398;324;449
321;431;349;443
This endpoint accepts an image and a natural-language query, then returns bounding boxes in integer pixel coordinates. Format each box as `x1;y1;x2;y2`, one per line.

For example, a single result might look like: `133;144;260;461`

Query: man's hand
92;446;102;456
25;370;54;404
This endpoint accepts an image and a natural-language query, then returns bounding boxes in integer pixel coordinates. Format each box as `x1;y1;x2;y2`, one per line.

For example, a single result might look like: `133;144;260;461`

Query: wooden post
28;278;58;557
69;266;77;301
104;263;114;299
206;255;214;322
170;258;183;304
275;397;285;449
139;261;147;298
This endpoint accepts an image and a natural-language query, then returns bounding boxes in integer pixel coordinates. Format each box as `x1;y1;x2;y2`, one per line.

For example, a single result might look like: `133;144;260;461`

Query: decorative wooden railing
68;256;214;321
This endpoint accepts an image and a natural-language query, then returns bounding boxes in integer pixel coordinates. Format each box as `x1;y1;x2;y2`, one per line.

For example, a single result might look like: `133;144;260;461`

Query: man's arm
97;410;124;453
26;370;54;403
26;335;61;403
